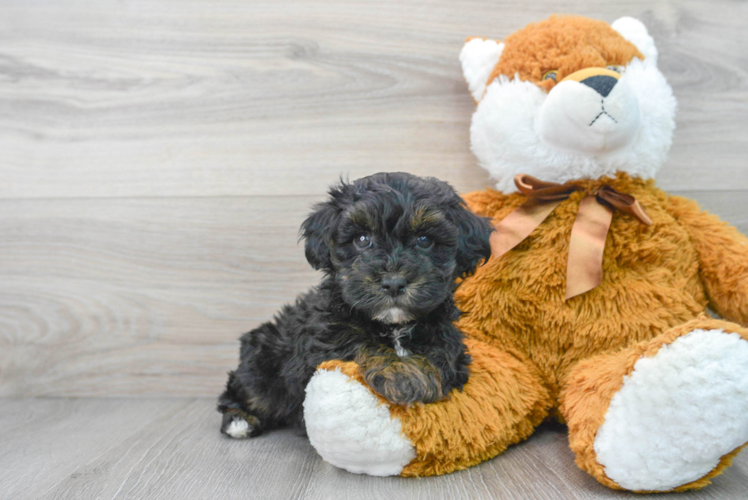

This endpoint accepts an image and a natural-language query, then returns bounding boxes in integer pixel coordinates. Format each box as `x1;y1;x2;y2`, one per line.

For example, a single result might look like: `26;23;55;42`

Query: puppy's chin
372;307;415;325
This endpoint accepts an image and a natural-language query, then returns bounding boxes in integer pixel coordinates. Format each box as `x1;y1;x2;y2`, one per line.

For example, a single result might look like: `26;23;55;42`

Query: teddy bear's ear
459;37;504;102
611;17;658;64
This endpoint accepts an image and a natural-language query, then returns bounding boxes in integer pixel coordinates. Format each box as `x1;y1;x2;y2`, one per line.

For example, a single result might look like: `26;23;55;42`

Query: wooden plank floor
1;399;747;500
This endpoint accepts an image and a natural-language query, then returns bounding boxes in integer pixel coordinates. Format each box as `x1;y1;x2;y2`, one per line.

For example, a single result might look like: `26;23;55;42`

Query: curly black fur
217;172;493;438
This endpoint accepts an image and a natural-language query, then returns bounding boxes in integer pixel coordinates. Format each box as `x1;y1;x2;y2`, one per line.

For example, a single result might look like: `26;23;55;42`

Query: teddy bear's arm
667;195;748;325
304;338;552;477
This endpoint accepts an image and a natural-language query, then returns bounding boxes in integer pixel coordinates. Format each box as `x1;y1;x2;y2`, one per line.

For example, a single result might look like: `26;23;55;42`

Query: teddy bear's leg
560;316;748;492
304;338;551;476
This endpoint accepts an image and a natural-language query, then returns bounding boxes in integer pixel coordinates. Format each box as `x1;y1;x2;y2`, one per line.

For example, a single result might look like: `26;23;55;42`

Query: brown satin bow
490;174;652;300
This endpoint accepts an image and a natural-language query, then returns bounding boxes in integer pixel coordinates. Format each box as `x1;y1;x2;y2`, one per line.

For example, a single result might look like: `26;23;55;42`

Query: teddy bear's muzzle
536;67;641;156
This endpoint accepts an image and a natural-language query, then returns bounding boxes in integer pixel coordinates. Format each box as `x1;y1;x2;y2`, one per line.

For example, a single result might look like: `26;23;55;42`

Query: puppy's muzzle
381;273;407;297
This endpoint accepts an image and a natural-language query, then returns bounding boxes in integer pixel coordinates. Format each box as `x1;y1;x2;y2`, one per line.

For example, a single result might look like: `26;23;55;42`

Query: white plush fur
537;75;641;155
459;38;504;102
612;17;658;64
594;329;748;491
466;18;676;193
304;368;416;476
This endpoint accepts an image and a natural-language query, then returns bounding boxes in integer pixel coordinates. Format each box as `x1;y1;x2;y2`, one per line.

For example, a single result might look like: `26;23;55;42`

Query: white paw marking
225;417;250;438
594;329;748;491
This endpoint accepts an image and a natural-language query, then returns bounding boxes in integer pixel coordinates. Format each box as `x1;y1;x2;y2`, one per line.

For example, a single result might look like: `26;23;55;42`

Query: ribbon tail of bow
489;174;651;301
490;200;562;258
565;195;614;300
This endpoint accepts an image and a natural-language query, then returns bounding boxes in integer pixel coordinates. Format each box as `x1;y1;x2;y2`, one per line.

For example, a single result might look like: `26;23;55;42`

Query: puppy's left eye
354;234;372;249
415;235;433;248
606;65;623;73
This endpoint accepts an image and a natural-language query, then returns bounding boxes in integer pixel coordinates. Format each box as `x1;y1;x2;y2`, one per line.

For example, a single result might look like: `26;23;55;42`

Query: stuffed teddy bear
302;15;748;492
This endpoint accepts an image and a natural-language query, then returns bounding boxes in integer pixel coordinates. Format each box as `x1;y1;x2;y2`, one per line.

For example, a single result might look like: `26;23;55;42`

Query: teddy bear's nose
580;75;618;98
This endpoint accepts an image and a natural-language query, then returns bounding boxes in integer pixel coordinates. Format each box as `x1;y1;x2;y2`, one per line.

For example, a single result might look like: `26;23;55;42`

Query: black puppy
218;172;493;438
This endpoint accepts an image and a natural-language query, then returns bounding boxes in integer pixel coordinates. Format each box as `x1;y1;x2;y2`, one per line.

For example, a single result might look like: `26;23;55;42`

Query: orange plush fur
456;174;748;489
319;337;552;477
488;16;643;91
317;173;748;486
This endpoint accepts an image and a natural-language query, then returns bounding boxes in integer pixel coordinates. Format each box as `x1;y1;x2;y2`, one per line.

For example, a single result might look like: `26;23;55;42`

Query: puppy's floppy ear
300;199;341;271
301;181;355;271
450;202;494;278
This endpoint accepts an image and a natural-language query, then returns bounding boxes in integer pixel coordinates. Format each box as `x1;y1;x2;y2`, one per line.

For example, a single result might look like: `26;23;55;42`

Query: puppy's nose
381;274;407;297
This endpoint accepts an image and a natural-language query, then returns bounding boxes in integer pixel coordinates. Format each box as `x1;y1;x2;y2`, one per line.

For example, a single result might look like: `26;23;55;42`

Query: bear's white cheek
537;80;641;155
470;78;548;191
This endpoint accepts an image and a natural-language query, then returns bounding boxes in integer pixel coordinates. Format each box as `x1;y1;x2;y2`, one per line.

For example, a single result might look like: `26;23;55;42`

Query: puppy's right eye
354;234;372;249
416;235;433;248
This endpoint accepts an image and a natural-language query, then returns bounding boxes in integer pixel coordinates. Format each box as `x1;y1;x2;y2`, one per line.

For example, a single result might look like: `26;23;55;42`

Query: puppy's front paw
361;357;443;405
220;409;262;439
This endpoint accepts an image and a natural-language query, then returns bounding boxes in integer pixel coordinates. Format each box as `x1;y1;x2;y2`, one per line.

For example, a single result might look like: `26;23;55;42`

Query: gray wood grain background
2;0;747;399
1;399;747;500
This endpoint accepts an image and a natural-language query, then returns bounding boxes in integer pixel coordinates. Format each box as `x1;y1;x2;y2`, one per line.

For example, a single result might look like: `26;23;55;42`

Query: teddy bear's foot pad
304;368;416;476
594;328;748;491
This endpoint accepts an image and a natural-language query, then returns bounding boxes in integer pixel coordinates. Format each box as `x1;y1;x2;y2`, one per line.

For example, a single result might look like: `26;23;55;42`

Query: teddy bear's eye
354;234;372;249
606;65;623;73
542;70;558;82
